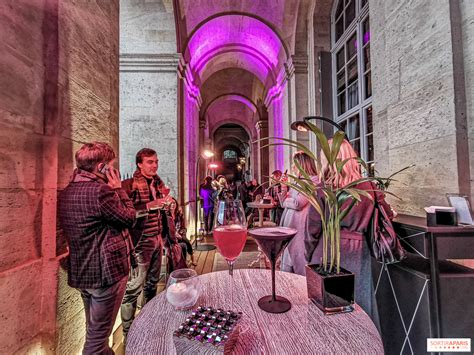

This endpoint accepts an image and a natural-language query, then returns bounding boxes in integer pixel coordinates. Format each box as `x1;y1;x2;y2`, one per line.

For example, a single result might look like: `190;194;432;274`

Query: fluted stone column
255;120;269;183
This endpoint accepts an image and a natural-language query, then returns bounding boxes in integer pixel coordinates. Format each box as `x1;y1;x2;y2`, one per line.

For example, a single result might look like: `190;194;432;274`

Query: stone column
119;54;180;193
119;0;179;194
255;120;269;183
199;119;207;179
292;54;311;149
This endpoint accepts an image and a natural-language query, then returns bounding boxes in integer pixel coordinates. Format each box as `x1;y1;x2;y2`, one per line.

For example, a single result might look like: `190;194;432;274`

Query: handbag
167;242;188;272
368;199;407;264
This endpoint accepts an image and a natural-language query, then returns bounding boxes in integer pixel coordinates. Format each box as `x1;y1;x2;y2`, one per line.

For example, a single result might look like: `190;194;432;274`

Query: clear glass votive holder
166;268;200;310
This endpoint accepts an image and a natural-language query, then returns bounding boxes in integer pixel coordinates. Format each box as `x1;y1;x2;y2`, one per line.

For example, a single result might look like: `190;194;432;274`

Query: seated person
170;198;197;267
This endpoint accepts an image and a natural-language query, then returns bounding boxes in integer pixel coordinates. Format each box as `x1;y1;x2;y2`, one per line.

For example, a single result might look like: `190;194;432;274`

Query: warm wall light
202;149;214;158
208;162;218;169
290;121;310;132
290;116;345;133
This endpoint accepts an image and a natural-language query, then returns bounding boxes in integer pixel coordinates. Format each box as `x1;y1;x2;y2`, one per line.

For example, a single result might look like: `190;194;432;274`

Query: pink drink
213;225;247;262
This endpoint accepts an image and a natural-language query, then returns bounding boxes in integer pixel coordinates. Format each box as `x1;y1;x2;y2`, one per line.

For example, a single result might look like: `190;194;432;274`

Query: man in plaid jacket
58;142;136;355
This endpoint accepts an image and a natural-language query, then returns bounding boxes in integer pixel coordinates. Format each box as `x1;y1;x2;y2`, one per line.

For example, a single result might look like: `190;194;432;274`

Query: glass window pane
348;114;360;140
336;48;345;70
367;134;374;161
346;32;357;60
363;44;371;71
338;93;346;115
337;70;346;92
339;119;347;133
336;0;344;19
336;17;344;41
347;58;358;85
352;139;361;156
345;0;356;28
364;72;372;99
347;82;358;109
363;18;370;45
366;106;373;133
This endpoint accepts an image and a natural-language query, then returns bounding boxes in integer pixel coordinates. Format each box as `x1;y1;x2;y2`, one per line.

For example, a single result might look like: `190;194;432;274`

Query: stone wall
0;0;119;353
56;1;120;353
460;0;474;204
370;0;472;215
119;0;179;196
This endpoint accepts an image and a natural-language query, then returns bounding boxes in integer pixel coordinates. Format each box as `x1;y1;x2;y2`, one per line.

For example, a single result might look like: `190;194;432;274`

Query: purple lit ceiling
177;0;301;53
176;0;304;173
186;15;287;85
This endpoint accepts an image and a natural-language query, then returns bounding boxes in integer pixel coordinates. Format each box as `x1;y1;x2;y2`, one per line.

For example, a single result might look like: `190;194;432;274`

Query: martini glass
248;227;297;313
213;200;247;308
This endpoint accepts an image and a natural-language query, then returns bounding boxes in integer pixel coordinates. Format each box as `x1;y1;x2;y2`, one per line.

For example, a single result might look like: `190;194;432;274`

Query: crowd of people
59;139;393;353
58;143;195;354
199;141;393;328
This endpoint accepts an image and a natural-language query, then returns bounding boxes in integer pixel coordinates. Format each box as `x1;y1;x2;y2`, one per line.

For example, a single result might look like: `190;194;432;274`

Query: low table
126;269;383;354
247;202;275;227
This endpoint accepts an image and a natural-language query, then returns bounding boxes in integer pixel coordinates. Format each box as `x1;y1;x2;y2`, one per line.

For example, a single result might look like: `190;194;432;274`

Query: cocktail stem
228;260;235;309
271;257;276;302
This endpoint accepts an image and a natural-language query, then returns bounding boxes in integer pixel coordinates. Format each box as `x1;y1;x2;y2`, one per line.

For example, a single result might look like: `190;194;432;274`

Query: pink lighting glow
187;15;285;82
270;88;285;170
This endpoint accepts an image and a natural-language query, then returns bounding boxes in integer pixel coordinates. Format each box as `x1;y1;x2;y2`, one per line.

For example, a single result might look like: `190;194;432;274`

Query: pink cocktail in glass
213;225;247;262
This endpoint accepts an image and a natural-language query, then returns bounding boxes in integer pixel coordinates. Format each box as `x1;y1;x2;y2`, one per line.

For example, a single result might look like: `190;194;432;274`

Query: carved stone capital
255;120;268;132
291;54;308;74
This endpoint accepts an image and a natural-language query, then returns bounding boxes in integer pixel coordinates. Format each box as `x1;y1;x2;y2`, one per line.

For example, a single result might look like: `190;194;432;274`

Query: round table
247;202;275;227
126;269;383;354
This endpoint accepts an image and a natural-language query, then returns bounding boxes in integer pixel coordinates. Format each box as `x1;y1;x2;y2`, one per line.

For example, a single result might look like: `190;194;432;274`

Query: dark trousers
203;207;214;233
80;276;128;355
121;235;163;339
271;207;284;225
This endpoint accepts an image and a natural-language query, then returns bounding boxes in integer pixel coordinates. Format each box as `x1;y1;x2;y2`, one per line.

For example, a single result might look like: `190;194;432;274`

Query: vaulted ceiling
174;0;311;137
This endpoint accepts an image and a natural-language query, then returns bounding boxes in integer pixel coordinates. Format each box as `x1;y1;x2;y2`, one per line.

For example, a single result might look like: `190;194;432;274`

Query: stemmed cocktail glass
213;200;247;307
248;227;297;313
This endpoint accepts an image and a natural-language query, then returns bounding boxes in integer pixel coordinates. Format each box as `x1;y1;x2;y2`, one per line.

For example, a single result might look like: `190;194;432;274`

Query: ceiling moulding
264;58;295;107
178;55;202;106
119;53;180;73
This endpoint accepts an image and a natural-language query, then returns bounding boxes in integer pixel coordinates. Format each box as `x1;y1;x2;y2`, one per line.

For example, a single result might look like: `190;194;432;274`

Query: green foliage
261;124;412;274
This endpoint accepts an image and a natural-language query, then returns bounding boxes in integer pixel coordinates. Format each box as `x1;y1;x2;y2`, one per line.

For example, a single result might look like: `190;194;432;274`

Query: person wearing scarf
120;148;171;344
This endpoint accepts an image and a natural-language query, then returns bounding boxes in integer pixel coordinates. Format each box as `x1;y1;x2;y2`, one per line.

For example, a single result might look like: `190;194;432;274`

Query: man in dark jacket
58;142;136;355
120;148;172;343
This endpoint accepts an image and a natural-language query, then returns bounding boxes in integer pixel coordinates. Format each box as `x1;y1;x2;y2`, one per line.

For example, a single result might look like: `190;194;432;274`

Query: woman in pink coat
305;140;394;327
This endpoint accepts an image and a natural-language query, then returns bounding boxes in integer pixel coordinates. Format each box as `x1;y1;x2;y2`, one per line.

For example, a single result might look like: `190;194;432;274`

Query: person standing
199;176;215;235
58;142;135;355
279;151;319;276
266;169;284;224
120;148;172;344
237;179;250;209
305;140;394;326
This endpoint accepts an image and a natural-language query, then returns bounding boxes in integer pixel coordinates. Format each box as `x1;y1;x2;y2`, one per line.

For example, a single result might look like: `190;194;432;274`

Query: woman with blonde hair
305;139;394;327
279;151;319;275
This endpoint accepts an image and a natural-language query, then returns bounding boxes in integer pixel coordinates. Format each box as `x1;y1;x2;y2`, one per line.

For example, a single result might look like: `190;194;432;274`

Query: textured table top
247;202;275;209
126;269;383;354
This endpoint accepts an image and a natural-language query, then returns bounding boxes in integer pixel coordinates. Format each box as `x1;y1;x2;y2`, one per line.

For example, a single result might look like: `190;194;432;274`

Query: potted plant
265;121;407;314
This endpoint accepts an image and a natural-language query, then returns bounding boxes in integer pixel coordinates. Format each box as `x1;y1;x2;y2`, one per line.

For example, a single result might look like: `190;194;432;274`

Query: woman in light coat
279;151;319;276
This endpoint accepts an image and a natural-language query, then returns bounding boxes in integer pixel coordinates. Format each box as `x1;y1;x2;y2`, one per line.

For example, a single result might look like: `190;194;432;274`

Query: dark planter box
305;264;355;314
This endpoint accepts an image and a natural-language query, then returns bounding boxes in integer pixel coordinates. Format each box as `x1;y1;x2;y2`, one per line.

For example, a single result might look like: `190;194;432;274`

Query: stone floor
113;234;261;354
